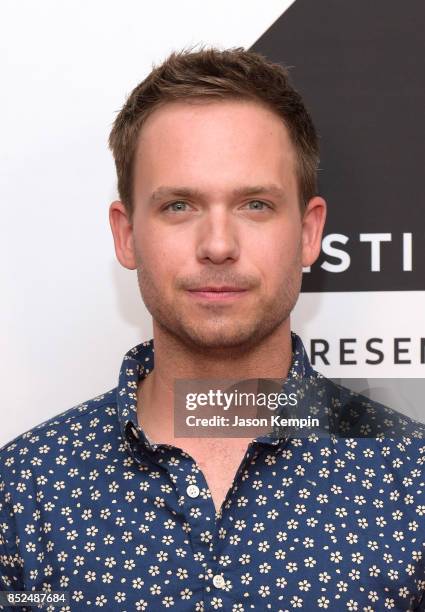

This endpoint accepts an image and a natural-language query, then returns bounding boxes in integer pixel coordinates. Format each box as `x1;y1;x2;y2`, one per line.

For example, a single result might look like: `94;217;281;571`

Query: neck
136;319;293;443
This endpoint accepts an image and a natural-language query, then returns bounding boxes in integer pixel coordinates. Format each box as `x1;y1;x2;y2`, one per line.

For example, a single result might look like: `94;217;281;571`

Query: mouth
186;288;249;301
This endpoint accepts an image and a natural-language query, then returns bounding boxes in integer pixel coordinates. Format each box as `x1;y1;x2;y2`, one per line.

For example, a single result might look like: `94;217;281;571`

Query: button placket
162;453;217;569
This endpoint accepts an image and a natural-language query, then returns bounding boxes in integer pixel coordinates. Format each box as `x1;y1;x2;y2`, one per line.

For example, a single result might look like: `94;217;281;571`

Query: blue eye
164;201;189;212
162;200;271;213
245;200;272;211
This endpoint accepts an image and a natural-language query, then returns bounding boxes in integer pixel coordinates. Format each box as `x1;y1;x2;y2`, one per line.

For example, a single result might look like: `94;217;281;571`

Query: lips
186;287;249;301
188;286;246;292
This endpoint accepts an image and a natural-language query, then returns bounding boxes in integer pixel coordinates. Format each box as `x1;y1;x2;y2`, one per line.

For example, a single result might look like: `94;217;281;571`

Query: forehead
133;98;297;195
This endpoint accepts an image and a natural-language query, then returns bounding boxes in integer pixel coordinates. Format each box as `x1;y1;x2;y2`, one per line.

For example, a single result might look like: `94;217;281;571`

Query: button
212;574;225;588
186;484;200;498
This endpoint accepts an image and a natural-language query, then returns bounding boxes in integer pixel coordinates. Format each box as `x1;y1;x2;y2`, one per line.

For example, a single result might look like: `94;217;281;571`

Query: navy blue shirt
2;332;425;611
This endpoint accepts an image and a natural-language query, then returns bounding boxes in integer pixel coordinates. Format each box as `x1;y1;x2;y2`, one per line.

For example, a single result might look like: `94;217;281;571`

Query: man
1;47;425;611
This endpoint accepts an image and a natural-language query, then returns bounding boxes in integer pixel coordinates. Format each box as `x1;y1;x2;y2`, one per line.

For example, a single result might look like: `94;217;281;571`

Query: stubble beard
135;251;303;356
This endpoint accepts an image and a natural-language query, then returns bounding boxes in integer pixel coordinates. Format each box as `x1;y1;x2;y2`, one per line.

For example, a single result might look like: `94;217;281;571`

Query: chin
181;325;261;350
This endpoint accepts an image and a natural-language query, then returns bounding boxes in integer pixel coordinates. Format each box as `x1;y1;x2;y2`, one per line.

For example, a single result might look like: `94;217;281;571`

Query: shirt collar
116;331;315;456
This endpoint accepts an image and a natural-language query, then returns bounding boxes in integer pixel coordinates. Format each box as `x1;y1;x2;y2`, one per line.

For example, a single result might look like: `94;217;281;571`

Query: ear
301;196;327;267
109;200;137;270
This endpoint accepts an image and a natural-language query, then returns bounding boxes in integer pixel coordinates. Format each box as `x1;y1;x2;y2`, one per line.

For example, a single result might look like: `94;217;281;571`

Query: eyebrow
148;184;287;204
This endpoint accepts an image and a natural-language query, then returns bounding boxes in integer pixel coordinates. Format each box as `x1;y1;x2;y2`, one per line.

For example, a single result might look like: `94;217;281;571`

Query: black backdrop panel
251;0;424;292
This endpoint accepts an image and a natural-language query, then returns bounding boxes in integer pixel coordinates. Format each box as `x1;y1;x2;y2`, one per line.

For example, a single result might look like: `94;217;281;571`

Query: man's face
127;99;318;352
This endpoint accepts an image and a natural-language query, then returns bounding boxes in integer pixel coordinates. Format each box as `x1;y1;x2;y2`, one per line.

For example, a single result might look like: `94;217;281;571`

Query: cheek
257;226;301;263
138;232;190;286
257;235;302;287
136;225;174;262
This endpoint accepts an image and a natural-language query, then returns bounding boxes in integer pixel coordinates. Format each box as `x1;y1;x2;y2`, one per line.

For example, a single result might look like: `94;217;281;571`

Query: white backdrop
1;0;423;447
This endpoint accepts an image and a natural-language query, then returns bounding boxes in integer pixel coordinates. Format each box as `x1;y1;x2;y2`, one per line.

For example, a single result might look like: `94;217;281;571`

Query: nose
195;206;240;264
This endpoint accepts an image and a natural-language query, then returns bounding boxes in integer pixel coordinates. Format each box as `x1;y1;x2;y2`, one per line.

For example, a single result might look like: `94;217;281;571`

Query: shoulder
0;387;118;475
309;369;425;441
